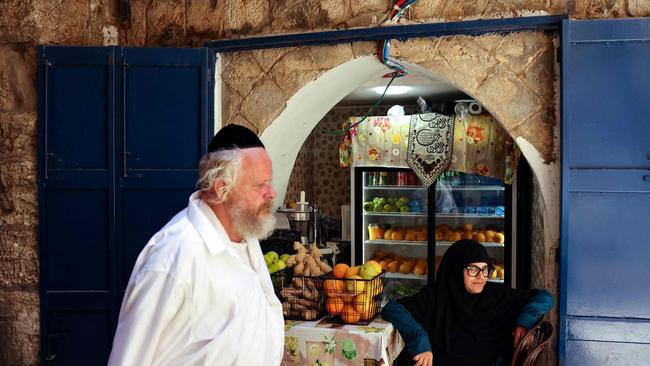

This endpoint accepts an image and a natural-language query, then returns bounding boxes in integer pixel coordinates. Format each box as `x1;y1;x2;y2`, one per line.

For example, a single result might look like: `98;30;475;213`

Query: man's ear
212;178;227;201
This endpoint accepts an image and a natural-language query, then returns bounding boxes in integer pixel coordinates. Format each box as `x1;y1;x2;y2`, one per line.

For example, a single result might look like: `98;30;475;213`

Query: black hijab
398;239;531;366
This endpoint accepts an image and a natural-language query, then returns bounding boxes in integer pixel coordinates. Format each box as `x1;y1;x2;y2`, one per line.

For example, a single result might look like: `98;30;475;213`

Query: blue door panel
46;311;111;365
39;45;212;365
119;188;193;291
567;318;650;344
121;48;205;171
43;47;113;170
565;340;650;366
570;169;650;193
567;192;650;317
45;190;109;290
565;40;650;169
561;18;650;364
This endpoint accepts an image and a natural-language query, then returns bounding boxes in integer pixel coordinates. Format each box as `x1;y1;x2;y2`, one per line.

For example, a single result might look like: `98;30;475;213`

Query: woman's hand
413;351;433;366
513;325;527;348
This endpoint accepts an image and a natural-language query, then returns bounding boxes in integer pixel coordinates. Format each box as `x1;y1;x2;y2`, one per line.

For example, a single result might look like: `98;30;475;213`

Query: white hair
197;148;244;204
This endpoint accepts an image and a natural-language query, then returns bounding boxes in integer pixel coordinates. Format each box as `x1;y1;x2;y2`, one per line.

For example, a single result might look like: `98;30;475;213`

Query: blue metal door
38;46;213;365
561;18;650;364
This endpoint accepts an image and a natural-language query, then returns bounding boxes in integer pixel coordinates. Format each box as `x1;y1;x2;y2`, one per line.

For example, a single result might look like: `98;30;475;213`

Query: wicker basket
323;273;384;325
272;269;326;321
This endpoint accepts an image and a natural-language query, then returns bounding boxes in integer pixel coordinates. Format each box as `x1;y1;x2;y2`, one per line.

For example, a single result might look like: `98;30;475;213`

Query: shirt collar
186;191;231;256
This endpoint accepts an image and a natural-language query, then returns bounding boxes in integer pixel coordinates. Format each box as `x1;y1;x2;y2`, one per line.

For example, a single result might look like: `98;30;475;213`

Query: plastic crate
323;273;384;325
271;269;326;321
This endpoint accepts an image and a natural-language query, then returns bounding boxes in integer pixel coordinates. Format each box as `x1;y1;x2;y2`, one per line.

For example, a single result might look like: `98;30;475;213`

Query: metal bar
121;54;129;178
206;15;565;52
43;58;51;180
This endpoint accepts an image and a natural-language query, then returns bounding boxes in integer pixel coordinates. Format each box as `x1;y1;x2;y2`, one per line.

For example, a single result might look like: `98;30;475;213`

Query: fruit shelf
384;272;427;280
364;184;425;189
436;241;505;248
435;213;504;218
363;212;427;217
365;239;427;246
443;185;504;191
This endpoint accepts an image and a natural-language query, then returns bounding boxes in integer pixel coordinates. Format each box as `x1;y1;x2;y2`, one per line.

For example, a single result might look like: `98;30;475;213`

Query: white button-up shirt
108;192;284;365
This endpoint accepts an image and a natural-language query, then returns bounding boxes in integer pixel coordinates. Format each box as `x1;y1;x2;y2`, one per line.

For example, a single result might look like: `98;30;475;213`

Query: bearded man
108;125;284;366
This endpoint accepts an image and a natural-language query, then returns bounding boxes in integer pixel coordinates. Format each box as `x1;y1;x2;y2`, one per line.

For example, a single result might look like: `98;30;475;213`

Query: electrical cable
317;72;399;136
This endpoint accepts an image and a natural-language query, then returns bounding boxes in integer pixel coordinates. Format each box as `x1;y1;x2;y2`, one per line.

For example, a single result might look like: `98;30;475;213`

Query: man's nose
264;185;277;199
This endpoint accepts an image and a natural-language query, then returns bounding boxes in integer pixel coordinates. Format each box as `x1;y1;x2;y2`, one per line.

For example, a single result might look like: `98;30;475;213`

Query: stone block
271;2;322;32
32;0;89;44
350;42;376;58
350;0;387;16
86;0;119;45
269;48;320;95
146;0;185;46
393;37;441;64
320;0;353;25
436;36;498;90
0;229;39;287
239;77;286;131
219;83;242;128
0;289;40;366
479;64;540;127
0;0;35;43
521;44;556;108
250;47;293;73
222;0;270;36
221;52;264;97
496;32;551;76
629;0;650;16
0;46;37;112
510;110;556;163
187;0;223;36
309;44;355;70
0;112;37;156
124;0;147;46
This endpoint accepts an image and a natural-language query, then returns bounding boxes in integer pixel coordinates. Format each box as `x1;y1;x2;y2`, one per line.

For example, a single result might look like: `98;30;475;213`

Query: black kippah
208;124;265;152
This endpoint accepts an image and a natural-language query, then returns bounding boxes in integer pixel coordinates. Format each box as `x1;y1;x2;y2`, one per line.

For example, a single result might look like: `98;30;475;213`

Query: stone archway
219;33;559;361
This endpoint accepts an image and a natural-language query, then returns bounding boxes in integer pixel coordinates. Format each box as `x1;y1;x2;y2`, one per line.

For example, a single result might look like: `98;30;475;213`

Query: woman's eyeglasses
465;265;493;277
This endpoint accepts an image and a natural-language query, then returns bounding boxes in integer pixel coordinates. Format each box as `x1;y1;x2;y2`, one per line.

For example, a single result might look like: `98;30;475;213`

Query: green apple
265;251;279;262
280;253;291;263
362;202;374;212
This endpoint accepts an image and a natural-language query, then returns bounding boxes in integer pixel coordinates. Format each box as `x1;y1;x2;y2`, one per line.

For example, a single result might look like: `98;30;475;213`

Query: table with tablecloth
281;316;404;366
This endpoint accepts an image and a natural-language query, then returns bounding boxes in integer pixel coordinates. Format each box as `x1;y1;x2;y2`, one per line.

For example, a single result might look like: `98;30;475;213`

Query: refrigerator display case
353;167;510;301
433;171;507;284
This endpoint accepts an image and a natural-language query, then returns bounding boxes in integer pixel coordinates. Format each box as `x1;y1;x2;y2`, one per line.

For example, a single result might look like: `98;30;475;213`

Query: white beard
228;198;276;241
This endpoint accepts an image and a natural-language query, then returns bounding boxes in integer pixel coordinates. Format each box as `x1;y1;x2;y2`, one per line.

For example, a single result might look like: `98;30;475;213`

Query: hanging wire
318;0;418;136
316;72;399;136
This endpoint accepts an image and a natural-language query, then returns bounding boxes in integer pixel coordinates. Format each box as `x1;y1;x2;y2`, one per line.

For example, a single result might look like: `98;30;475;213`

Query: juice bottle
368;224;379;240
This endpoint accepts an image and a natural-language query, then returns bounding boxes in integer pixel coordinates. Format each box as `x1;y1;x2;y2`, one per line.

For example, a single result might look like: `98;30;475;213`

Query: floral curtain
347;113;518;183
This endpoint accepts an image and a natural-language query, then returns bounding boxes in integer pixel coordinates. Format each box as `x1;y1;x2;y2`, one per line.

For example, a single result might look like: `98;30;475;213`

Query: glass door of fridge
434;172;506;283
359;169;430;301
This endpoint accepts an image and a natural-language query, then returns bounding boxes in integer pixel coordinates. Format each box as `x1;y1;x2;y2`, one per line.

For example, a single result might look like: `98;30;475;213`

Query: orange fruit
344;265;360;278
386;260;399;272
391;230;404;241
340;304;361;324
332;263;350;279
326;296;344;315
324;279;344;297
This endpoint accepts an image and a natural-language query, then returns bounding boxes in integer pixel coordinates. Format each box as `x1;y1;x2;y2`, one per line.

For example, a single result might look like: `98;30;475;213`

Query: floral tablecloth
282;316;404;366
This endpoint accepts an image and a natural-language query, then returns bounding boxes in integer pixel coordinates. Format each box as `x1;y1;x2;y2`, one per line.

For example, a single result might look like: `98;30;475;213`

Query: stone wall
2;0;650;364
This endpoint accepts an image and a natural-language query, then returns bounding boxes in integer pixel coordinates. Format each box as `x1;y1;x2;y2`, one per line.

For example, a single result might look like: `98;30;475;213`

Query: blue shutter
561;18;650;364
38;46;213;365
116;47;212;293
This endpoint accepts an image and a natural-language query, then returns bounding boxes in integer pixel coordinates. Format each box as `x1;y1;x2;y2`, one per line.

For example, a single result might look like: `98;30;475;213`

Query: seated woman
382;239;554;366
